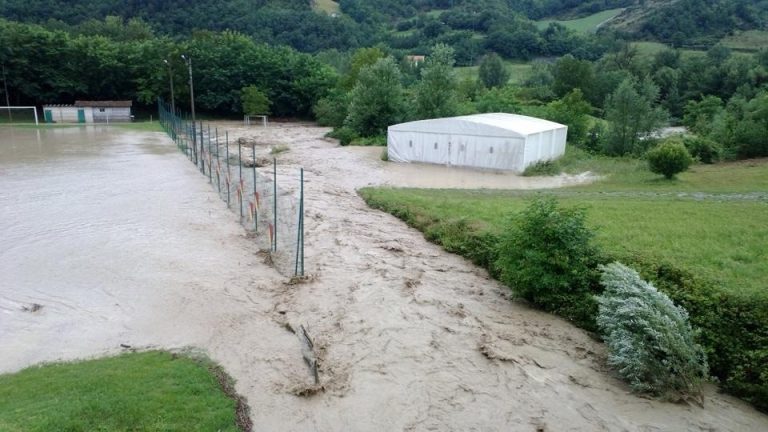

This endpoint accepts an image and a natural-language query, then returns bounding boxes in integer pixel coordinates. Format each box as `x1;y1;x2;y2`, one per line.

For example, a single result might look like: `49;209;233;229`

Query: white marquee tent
387;113;567;172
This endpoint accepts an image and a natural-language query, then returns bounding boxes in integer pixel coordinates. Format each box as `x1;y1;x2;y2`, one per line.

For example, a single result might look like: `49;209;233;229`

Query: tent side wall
388;130;528;171
523;126;567;167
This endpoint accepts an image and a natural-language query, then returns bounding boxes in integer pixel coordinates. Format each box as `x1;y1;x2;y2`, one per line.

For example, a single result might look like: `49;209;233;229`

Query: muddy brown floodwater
2;123;767;431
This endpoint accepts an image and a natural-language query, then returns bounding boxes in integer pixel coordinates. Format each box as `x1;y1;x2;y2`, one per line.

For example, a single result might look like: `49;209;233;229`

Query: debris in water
21;303;43;313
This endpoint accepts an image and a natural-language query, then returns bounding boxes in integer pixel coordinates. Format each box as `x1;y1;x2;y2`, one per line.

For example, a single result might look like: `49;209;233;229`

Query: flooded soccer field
0;126;284;371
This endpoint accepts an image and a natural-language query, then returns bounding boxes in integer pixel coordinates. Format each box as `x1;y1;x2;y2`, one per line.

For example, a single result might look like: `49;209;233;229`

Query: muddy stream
1;124;766;431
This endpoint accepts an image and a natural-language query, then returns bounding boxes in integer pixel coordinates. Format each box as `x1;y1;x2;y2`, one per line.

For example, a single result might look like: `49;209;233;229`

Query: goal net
244;114;268;127
0;106;39;125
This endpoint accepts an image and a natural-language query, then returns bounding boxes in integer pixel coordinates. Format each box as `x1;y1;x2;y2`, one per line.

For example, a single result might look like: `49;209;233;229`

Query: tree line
0;19;336;117
316;42;768;161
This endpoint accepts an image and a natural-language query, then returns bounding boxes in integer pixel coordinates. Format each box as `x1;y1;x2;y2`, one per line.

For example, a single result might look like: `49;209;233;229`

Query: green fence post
238;140;243;220
273;157;277;252
226;132;231;207
252;143;257;231
295;167;304;277
199;122;205;175
215;127;221;195
207;124;212;184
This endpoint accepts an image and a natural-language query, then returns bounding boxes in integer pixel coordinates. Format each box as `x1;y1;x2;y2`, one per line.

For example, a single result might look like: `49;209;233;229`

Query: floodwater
2;124;768;431
0;126;286;370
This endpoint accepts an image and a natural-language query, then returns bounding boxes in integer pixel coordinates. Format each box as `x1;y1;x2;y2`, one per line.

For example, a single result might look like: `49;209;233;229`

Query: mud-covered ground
1;123;766;431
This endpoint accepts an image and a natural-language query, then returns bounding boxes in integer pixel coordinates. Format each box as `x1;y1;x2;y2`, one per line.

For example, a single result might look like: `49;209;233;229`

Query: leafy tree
414;44;459;119
647;140;694;179
474;85;520;113
241;85;270;115
545;89;592;146
603;77;668;155
313;88;349;128
682;96;724;135
478;52;509;88
344;57;407;137
341;47;386;90
552;54;595;101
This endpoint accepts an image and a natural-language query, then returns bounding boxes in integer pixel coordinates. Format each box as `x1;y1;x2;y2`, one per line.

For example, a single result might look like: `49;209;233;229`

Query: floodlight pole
181;54;197;164
163;59;175;115
1;63;11;122
181;55;195;124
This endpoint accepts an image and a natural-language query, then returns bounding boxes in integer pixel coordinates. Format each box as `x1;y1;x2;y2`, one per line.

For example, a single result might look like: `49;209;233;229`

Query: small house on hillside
405;55;426;65
387;113;567;173
43;100;132;123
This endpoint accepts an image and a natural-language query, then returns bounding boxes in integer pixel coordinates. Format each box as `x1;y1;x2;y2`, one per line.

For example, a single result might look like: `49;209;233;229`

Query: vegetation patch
0;350;250;432
359;158;768;410
535;8;625;33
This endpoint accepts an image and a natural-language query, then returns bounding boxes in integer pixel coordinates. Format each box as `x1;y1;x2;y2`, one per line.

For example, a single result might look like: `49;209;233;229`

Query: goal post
244;114;268;127
0;106;39;125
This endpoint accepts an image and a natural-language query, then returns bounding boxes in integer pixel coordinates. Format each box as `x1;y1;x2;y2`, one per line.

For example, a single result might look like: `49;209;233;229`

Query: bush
495;197;603;330
596;262;708;400
522;160;561;176
326;127;358;146
682;136;722;164
646;140;693;179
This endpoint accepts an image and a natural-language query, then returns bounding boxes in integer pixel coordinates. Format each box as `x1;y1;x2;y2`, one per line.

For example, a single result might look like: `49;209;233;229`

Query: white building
43;100;132;123
387;113;568;172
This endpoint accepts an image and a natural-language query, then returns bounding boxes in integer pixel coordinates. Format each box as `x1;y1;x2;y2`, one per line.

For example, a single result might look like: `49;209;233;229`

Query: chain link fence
158;99;304;277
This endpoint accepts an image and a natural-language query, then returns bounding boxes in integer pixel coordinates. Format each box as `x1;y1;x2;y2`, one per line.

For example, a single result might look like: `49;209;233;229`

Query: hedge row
360;191;768;412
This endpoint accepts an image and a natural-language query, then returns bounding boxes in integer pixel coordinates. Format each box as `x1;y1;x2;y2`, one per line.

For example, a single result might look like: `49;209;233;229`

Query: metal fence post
295;167;304;277
226;132;231;207
238;141;243;220
215;127;221;195
273;158;277;252
252;143;257;231
199;122;205;175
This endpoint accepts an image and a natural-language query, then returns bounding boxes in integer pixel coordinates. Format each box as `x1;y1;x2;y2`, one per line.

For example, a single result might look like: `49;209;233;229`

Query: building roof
74;100;132;108
388;113;566;138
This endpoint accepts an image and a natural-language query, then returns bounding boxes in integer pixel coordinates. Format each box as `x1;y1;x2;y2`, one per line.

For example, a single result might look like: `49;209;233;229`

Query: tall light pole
181;54;195;123
181;54;197;164
163;59;175;115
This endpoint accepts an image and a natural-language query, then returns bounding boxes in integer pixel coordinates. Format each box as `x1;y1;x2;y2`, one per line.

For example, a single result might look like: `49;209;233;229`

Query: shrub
646;140;693;179
496;197;603;330
682;136;722;164
596;262;708;400
350;135;386;146
622;254;768;412
313;90;349;128
522;160;561;176
326;127;358;146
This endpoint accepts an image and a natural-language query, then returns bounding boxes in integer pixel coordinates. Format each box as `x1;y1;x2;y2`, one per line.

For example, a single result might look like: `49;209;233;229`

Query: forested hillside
2;0;765;56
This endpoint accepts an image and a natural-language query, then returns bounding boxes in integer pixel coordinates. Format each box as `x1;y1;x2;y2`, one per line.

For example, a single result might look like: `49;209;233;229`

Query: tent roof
389;113;566;138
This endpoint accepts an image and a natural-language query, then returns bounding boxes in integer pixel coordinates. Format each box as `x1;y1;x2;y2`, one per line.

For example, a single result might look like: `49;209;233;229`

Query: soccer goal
244;114;268;127
0;106;39;125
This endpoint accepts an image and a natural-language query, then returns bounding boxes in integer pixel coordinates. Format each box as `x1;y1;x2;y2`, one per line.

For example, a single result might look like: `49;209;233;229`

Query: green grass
312;0;340;15
359;157;768;295
560;147;768;193
721;30;768;52
0;351;245;431
455;61;532;85
535;8;625;32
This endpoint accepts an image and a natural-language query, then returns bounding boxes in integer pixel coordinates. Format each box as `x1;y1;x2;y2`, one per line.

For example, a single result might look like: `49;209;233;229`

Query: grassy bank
535;8;625;32
0;351;249;431
359;158;768;410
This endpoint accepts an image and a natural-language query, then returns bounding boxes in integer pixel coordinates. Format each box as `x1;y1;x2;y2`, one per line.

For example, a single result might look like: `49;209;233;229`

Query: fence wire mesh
158;98;304;277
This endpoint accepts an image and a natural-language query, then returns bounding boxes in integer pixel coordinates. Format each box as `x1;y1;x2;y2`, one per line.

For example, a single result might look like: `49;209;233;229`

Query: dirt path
2;124;766;431
212;121;768;431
